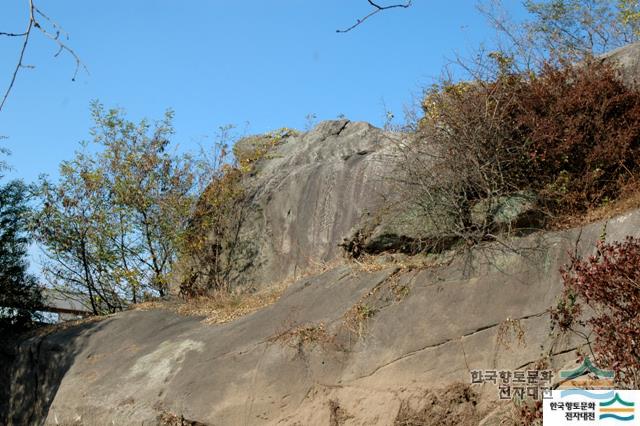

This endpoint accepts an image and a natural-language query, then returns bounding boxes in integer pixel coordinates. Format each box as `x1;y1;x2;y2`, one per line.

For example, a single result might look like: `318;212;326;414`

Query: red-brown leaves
513;61;640;210
560;237;640;387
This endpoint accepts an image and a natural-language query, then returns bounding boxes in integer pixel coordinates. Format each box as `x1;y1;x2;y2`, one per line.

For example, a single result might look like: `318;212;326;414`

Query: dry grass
341;268;412;338
179;286;284;325
347;251;459;275
134;258;343;326
550;185;640;230
496;317;527;350
298;255;345;278
347;254;390;273
394;383;481;426
30;314;112;337
156;410;207;426
134;281;289;325
343;302;378;337
269;321;335;350
132;299;169;312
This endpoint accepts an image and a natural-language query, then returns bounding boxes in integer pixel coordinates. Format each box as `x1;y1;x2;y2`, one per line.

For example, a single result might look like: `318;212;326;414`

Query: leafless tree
0;0;86;113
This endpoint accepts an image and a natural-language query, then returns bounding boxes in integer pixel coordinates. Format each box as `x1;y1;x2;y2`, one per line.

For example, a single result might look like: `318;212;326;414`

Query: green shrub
179;128;297;296
179;165;247;296
0;180;42;335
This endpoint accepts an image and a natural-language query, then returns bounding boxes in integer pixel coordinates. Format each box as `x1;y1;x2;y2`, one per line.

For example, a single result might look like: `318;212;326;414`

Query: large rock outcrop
5;209;640;425
182;120;402;289
601;41;640;88
182;42;640;292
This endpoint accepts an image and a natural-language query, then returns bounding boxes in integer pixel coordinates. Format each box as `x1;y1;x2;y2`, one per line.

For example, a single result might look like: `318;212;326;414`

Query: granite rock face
182;119;402;289
601;41;640;88
5;210;640;425
182;41;640;290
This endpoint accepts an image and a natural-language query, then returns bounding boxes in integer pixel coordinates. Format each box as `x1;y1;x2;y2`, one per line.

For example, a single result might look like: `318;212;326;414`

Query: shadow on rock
2;319;109;425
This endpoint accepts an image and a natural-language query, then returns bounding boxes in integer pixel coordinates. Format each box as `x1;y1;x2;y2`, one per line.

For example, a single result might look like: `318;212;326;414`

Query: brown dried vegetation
554;236;640;387
270;321;336;352
402;59;640;251
135;282;287;325
393;384;480;426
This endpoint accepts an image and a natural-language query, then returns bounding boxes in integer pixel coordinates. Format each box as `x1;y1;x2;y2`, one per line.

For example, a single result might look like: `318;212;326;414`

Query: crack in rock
350;310;548;381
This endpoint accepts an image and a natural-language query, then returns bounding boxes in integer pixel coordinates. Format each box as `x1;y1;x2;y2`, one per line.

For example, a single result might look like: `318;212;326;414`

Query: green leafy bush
33;103;195;312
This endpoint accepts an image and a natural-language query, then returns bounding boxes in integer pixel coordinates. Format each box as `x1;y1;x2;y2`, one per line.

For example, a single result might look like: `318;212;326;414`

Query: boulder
601;41;640;88
341;202;460;257
471;192;545;235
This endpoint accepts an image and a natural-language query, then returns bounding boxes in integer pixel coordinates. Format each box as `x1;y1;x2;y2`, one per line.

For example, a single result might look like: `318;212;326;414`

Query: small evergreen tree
0;178;41;335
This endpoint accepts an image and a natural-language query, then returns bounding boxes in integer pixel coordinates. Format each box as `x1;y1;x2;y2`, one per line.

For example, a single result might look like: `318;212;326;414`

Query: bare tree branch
0;31;28;37
337;0;412;33
0;0;87;113
0;2;34;113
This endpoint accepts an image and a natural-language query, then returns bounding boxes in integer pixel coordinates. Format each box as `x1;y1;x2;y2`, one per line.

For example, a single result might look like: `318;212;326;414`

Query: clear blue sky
0;1;528;183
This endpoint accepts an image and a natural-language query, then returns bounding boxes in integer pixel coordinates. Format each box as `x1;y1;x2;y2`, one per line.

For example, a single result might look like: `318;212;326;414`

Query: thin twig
337;0;412;33
0;0;87;112
0;31;28;37
33;6;87;81
0;2;34;112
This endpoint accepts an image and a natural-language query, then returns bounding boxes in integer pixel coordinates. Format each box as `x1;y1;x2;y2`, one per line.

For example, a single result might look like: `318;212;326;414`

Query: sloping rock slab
5;210;640;425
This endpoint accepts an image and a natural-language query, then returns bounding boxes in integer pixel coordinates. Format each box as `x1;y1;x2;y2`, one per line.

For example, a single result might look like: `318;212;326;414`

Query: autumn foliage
558;237;640;387
511;61;640;211
417;59;640;220
179;165;247;296
178;129;295;296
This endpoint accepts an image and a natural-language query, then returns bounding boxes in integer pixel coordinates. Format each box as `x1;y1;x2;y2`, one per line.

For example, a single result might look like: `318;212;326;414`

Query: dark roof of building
41;288;93;315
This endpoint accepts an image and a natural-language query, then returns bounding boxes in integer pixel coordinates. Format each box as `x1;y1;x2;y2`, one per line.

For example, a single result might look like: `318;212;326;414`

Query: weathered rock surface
184;40;640;288
601;41;640;88
188;119;401;289
5;210;640;425
339;202;460;258
471;192;545;234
